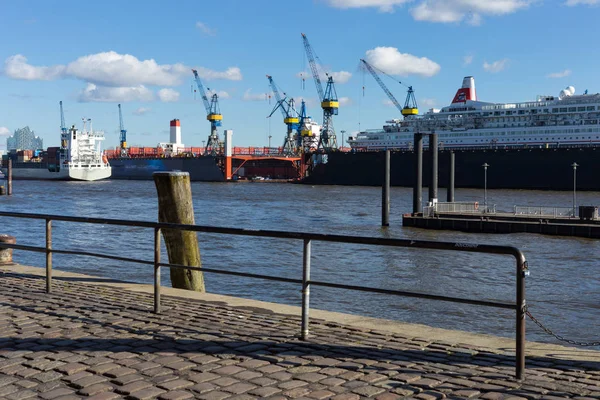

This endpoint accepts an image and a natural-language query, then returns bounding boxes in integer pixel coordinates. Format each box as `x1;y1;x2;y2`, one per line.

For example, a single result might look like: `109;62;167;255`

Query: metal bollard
0;234;16;265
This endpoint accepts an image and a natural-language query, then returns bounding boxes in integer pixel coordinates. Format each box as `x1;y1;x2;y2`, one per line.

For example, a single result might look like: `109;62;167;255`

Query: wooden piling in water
153;171;205;292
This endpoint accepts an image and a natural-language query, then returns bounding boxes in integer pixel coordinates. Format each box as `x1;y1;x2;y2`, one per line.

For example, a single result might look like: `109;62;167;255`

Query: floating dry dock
403;204;600;238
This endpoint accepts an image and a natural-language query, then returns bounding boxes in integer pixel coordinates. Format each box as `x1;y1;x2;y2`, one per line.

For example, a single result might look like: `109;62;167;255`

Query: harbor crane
59;101;67;135
118;104;127;156
192;68;223;155
360;58;418;118
301;33;339;151
266;75;299;155
59;101;68;151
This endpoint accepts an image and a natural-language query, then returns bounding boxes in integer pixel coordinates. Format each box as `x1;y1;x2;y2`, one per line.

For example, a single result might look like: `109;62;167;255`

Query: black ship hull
303;147;600;191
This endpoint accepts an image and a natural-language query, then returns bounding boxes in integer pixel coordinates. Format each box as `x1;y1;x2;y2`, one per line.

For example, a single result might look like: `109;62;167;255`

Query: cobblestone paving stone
1;272;599;399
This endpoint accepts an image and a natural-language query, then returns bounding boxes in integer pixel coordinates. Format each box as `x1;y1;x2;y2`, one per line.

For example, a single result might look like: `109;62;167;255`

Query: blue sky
1;0;599;149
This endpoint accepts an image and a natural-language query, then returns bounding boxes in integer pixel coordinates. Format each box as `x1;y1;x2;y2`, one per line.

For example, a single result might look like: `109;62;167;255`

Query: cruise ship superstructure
348;77;600;150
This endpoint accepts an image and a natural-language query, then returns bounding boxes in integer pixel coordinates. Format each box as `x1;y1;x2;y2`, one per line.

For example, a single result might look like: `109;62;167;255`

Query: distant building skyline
6;127;43;151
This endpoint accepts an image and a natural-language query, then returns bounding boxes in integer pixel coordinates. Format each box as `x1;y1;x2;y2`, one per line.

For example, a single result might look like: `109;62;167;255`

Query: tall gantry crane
266;75;299;155
59;101;68;151
118;104;128;156
360;59;418;118
301;33;339;151
192;69;223;155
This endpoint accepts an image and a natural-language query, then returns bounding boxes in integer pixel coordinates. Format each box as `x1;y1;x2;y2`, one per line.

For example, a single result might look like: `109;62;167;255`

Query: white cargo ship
3;118;111;181
348;77;600;150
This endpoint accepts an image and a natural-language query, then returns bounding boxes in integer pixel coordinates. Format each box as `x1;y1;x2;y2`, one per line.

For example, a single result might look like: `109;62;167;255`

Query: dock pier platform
1;264;599;399
404;207;600;238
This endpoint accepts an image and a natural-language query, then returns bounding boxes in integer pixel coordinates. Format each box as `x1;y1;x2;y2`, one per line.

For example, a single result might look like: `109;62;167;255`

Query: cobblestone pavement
1;271;599;400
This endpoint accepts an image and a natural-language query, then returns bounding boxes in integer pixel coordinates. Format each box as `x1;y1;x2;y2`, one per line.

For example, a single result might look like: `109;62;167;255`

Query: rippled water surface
2;179;599;347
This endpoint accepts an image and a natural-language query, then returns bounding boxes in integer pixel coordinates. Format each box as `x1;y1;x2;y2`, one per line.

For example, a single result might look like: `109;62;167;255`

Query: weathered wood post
153;171;205;292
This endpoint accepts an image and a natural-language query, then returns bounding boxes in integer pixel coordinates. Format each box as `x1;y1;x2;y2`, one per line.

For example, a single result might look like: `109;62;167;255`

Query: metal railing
0;211;529;379
424;202;496;217
513;206;575;218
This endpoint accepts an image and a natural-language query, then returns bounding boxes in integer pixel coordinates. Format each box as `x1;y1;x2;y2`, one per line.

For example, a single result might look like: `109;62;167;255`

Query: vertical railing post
515;253;527;380
154;227;161;314
45;219;52;293
301;239;311;340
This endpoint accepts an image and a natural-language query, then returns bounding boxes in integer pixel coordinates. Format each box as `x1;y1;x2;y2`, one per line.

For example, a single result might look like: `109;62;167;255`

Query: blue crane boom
59;101;67;134
266;75;300;155
192;69;223;155
118;104;127;154
360;58;418;117
301;33;338;151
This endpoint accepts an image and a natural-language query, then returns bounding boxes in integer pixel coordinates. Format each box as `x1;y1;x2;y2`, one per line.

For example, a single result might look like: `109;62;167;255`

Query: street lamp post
340;130;346;150
572;162;578;217
482;163;489;210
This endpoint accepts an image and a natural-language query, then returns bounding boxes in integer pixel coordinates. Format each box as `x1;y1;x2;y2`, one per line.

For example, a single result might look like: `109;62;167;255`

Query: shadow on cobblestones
1;271;600;399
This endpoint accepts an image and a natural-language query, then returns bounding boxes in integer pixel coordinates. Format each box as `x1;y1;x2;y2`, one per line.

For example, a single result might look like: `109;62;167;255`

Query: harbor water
1;180;599;347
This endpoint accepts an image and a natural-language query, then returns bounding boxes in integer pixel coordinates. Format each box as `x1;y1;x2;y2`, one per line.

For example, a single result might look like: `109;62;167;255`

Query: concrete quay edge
3;263;599;363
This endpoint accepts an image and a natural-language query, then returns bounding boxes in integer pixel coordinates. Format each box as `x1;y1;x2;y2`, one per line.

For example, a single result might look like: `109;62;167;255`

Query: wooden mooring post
153;171;205;292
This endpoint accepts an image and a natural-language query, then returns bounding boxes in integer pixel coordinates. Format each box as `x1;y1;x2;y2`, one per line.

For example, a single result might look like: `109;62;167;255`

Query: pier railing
513;205;576;218
0;211;528;379
424;201;496;216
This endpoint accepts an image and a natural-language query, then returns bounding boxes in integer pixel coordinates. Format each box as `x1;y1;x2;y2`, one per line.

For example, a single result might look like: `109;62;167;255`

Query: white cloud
483;58;509;73
297;69;352;84
338;96;352;106
331;71;352;84
463;54;473;66
207;89;230;99
324;0;532;23
410;0;533;24
0;127;10;136
243;89;268;102
547;69;572;78
193;66;242;81
565;0;599;5
196;21;216;36
133;107;151;116
365;47;441;77
157;88;180;102
382;99;396;107
293;97;318;108
3;54;65;80
323;0;410;12
78;84;154;102
420;98;437;107
4;52;242;88
65;52;188;87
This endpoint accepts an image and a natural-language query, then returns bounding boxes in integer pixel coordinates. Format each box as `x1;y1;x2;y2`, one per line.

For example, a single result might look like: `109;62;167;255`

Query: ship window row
485;106;599;116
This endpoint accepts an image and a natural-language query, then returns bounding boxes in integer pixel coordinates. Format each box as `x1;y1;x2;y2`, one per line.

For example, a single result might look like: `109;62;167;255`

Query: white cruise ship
348;77;600;150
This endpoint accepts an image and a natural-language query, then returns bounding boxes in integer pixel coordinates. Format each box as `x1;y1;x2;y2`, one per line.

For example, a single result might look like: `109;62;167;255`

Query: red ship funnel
451;76;477;104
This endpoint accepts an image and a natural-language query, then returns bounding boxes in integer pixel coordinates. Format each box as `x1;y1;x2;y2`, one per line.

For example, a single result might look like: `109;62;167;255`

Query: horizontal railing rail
514;205;575;218
0;210;528;379
424;202;496;217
